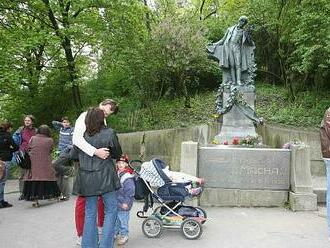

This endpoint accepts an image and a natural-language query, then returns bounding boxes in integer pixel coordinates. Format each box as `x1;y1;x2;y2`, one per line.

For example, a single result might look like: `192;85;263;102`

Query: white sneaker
76;236;82;246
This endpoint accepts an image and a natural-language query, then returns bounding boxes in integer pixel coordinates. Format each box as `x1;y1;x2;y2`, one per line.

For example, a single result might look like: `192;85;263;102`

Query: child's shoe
117;235;128;245
190;187;203;196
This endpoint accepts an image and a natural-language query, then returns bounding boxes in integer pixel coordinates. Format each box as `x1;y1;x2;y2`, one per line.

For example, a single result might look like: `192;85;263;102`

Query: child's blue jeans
115;210;130;237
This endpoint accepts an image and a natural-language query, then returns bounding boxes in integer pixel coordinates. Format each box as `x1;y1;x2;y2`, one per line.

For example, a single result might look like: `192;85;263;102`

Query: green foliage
290;0;330;89
0;0;329;135
109;82;330;133
256;83;330;127
109;91;216;133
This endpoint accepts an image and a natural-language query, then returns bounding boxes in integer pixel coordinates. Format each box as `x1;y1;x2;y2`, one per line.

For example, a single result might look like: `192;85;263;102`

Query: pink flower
232;137;239;145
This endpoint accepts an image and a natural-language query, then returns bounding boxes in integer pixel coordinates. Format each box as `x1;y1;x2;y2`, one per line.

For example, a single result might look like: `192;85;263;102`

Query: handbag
15;150;31;169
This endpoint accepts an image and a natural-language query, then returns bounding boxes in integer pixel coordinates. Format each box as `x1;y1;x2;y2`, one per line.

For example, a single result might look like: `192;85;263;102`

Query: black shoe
0;201;13;208
18;195;24;201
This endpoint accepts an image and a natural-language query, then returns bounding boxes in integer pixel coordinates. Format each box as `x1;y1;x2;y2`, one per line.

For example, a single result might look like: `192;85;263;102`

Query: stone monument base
289;192;317;211
180;142;317;211
200;188;288;207
216;86;258;144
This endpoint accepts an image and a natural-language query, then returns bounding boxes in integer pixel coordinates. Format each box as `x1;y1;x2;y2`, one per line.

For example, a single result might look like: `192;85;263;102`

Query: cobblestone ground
1;181;329;248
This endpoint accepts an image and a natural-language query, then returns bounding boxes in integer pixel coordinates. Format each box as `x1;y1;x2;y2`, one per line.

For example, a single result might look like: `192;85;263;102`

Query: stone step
312;176;326;203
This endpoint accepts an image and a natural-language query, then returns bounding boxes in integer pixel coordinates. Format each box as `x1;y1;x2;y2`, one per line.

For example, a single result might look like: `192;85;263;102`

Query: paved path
1;180;329;248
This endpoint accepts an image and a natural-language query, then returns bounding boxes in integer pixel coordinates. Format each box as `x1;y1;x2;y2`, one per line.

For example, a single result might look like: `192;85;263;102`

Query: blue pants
325;159;330;237
115;210;130;237
82;191;117;248
0;161;11;202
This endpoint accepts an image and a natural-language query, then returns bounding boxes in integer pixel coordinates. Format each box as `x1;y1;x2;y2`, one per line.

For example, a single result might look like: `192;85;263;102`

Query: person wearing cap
115;154;135;246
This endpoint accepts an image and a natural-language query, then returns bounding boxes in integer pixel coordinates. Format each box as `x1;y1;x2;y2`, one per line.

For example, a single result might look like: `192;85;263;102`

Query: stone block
289;192;317;211
313;188;326;203
200;188;288;207
199;146;290;190
290;144;313;193
180;141;198;177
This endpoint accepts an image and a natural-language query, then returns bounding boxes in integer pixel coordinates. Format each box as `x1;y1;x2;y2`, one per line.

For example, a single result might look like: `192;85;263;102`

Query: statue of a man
208;16;255;86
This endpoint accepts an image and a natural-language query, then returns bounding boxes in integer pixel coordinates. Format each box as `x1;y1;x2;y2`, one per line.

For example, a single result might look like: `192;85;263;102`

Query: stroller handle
128;159;143;170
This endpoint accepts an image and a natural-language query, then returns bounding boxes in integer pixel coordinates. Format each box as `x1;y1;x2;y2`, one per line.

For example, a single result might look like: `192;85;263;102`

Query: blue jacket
12;126;38;147
52;121;74;152
116;172;135;211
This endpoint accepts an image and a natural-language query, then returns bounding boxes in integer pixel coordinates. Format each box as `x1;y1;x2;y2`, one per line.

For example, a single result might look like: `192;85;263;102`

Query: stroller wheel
142;217;163;238
196;207;207;224
181;218;203;240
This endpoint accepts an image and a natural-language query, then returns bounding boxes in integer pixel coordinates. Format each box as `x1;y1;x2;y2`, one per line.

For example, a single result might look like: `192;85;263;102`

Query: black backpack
134;177;149;200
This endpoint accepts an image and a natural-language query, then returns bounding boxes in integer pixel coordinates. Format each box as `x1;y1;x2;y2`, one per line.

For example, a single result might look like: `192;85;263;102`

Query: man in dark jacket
320;107;330;239
0;121;19;208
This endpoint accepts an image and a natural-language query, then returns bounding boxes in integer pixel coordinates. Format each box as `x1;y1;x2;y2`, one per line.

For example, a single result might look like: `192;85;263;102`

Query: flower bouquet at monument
282;139;303;149
239;135;262;147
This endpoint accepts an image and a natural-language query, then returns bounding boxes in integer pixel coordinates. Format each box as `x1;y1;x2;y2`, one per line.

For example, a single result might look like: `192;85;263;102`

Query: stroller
128;158;207;240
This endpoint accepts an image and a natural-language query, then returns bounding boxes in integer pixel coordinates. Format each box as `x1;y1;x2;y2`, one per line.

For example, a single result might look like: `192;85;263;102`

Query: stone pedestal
215;86;258;144
198;145;290;207
289;144;317;211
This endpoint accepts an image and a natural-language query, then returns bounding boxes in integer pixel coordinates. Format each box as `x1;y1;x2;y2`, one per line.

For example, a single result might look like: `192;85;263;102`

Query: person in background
12;115;37;200
320;107;330;241
52;116;74;201
22;125;61;207
0;121;19;208
115;154;135;246
52;116;74;153
72;107;122;248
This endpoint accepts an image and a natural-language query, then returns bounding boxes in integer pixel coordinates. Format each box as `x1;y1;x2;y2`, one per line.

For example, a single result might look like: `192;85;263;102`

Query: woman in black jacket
72;107;122;248
0;121;19;208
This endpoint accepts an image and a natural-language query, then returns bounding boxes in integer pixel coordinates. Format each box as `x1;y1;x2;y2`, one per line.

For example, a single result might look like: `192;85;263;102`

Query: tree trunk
62;37;82;110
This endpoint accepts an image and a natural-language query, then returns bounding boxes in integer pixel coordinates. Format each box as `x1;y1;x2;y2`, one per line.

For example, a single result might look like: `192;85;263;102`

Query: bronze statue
207;16;256;86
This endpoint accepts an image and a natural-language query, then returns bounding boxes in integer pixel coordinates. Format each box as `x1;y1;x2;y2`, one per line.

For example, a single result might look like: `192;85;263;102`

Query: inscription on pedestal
199;146;290;190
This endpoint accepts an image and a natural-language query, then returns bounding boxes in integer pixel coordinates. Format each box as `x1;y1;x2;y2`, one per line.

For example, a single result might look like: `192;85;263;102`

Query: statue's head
238;16;248;28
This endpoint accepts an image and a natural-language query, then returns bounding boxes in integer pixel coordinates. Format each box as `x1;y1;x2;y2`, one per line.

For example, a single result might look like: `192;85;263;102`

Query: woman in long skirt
22;125;60;207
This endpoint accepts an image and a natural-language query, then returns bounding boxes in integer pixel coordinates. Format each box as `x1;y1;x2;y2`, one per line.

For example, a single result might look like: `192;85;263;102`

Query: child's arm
52;121;63;131
121;178;135;210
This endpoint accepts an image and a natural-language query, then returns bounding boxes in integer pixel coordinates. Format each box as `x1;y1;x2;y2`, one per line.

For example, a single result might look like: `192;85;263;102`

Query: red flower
232;137;239;145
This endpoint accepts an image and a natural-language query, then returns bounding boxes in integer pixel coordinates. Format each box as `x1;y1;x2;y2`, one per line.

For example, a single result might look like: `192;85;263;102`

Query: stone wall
257;124;323;176
117;124;216;171
118;123;322;174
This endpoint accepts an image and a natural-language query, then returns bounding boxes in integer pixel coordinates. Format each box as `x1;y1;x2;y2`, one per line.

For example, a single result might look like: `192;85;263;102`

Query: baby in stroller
130;158;207;240
140;159;204;197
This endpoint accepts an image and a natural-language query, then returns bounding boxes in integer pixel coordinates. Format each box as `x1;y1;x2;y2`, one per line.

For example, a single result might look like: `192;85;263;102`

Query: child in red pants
75;196;104;245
